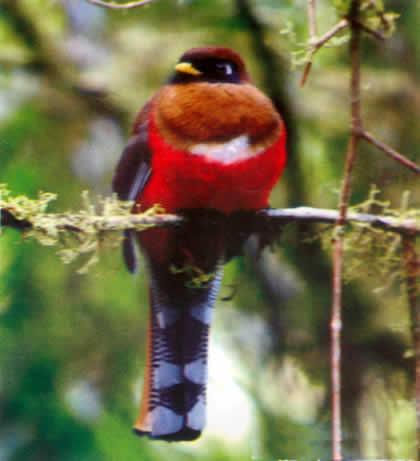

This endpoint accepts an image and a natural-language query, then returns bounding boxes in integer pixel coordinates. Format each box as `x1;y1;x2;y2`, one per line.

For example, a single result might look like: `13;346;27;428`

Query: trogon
112;47;287;441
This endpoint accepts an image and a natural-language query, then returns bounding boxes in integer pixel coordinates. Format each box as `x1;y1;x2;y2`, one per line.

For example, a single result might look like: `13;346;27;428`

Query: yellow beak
175;62;202;76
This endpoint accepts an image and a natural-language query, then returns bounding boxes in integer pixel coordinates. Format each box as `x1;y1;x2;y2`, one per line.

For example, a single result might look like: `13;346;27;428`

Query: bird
112;46;287;442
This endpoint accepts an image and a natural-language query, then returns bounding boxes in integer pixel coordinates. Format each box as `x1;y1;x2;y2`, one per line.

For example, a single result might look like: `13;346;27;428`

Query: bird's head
169;47;251;85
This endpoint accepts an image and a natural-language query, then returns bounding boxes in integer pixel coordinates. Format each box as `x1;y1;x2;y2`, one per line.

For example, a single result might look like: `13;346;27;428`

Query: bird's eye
216;62;233;76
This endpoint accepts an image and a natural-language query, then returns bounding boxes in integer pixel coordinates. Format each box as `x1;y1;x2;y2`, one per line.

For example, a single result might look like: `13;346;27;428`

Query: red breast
139;112;286;214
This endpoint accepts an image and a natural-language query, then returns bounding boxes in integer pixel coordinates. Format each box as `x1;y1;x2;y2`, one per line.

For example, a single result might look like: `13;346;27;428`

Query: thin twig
352;18;386;40
300;62;313;88
310;19;350;57
308;0;317;43
331;2;362;459
301;19;349;87
86;0;155;9
301;12;387;87
359;130;420;175
301;0;317;88
402;236;420;460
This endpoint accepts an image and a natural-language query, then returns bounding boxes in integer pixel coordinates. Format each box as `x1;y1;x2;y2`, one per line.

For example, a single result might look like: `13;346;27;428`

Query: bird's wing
112;122;152;202
112;120;152;273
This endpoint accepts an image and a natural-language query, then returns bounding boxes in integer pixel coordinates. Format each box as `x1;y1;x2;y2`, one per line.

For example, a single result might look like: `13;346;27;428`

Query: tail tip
133;426;202;442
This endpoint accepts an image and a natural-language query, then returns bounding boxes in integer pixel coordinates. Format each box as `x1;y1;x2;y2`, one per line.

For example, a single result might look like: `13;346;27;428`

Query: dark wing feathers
112;124;152;201
112;122;152;273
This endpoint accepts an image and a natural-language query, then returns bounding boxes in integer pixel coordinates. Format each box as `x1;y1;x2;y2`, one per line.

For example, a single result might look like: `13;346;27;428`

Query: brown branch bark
310;19;350;52
352;18;386;40
308;0;317;42
402;237;420;460
301;0;317;87
330;2;362;459
359;130;420;175
301;19;349;87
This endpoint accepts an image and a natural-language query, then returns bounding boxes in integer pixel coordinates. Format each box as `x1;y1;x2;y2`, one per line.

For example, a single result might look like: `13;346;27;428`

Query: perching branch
86;0;156;8
259;208;420;236
0;207;180;234
2;206;419;236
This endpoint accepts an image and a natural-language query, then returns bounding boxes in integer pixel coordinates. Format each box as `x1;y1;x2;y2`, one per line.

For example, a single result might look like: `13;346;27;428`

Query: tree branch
301;19;349;87
352;18;386;41
301;9;387;88
0;209;32;231
0;208;181;234
86;0;156;8
308;0;317;43
330;2;362;458
359;130;420;175
259;208;420;235
2;206;419;235
402;236;420;460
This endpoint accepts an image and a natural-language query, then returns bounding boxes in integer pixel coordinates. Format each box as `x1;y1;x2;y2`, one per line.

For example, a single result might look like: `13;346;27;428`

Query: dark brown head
168;47;251;85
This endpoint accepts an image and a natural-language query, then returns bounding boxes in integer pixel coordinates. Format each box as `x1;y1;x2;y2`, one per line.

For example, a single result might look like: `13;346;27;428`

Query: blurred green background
0;0;419;459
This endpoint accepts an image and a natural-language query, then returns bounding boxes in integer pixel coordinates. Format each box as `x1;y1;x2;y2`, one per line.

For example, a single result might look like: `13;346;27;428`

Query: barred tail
134;265;223;441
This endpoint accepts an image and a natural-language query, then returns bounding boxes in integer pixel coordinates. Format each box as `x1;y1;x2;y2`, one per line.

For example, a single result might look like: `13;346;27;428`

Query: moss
319;186;420;293
0;185;167;273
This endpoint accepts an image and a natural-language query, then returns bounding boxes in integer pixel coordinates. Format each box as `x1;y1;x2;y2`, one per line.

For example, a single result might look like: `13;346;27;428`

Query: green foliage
359;0;399;37
333;0;351;15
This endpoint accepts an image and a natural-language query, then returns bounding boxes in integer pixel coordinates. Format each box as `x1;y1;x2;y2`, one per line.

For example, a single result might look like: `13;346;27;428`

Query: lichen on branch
319;186;420;293
0;185;174;273
1;185;419;275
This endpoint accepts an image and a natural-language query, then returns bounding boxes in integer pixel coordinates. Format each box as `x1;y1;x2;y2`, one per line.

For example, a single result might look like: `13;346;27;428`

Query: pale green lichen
170;264;216;289
320;186;420;293
0;184;57;221
0;185;167;273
